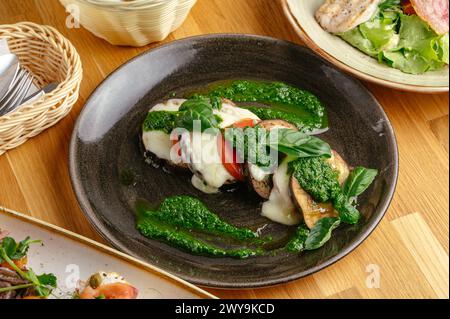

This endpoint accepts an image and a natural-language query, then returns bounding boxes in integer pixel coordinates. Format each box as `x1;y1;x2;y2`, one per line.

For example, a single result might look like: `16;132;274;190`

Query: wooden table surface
0;0;448;299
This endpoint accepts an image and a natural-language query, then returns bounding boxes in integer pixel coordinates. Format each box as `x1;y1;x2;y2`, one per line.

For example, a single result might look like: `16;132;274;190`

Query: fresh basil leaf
178;98;210;112
305;217;341;250
333;193;361;224
210;96;222;109
224;127;275;168
286;225;310;253
268;128;332;158
343;167;378;199
176;98;220;132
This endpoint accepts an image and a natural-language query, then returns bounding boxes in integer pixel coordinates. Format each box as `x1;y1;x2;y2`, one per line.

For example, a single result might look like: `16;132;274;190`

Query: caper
89;273;103;289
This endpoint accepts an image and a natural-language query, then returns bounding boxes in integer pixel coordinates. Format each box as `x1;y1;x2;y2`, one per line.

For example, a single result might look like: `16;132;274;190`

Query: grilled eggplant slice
246;119;298;199
244;163;272;199
257;119;297;131
290;150;350;229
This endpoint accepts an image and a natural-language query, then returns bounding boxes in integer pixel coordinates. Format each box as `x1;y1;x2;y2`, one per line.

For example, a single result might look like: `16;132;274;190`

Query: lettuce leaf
381;50;430;75
359;14;397;49
338;2;449;74
340;27;378;57
437;33;449;64
378;0;401;11
397;14;440;61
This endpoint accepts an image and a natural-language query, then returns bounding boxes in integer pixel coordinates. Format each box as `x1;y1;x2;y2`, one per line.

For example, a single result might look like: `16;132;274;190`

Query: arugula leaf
0;237;56;298
175;98;220;132
0;236;41;263
37;273;58;287
0;237;16;262
268;128;332;158
33;272;57;297
14;237;41;260
305;217;341;250
343;167;378;199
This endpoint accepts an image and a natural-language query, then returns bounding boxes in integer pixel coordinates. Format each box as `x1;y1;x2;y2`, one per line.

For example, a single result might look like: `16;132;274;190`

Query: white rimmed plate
0;207;216;299
282;0;449;93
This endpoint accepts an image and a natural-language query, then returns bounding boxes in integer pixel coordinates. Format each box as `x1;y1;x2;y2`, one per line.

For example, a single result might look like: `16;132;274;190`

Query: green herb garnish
0;237;57;298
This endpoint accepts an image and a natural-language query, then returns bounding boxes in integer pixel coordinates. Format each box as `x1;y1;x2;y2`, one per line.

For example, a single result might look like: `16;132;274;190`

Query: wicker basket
59;0;197;47
0;22;82;155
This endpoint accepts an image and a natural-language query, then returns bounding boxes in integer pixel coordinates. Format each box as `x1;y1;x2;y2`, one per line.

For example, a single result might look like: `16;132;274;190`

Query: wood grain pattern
0;0;448;299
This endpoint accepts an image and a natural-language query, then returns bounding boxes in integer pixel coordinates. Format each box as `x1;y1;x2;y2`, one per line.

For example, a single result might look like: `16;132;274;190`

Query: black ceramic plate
69;34;398;288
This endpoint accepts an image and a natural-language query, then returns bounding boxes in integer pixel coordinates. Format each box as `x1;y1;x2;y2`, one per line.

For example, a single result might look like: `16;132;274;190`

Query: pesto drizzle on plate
191;80;328;132
136;196;266;259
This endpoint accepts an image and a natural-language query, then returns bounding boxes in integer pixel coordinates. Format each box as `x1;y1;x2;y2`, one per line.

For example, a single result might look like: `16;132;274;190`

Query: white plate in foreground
0;207;216;299
282;0;449;93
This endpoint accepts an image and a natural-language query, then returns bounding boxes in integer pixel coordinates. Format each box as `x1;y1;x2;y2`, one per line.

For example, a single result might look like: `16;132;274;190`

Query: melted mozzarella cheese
315;0;381;34
214;102;260;128
142;130;173;161
150;99;186;112
83;272;128;292
180;131;234;191
261;160;301;226
97;272;127;286
142;99;186;162
249;163;271;182
191;174;220;194
142;98;260;193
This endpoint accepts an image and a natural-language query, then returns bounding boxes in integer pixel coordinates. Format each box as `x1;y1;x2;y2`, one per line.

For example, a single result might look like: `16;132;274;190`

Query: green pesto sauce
289;157;341;203
142;111;178;134
285;224;310;253
136;196;264;259
192;80;327;132
247;107;320;132
288;157;359;224
142;80;327;133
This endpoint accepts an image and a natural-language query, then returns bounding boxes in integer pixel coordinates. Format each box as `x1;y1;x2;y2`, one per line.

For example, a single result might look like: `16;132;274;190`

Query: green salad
339;0;449;74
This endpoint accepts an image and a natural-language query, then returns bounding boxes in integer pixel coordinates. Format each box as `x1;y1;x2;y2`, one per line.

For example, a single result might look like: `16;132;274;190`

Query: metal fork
0;68;34;116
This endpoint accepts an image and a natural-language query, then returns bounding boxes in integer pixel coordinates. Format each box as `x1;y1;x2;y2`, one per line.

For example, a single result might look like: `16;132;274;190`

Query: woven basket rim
0;21;82;155
0;21;83;120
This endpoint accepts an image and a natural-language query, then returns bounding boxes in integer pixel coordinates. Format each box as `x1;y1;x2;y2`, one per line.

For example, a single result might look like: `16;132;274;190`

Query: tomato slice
233;118;258;128
217;134;244;182
217;118;258;181
171;134;182;157
401;0;416;15
1;256;27;270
